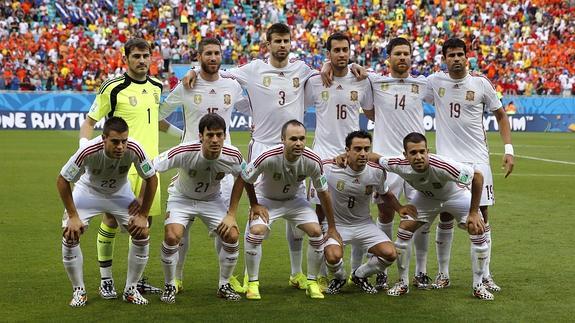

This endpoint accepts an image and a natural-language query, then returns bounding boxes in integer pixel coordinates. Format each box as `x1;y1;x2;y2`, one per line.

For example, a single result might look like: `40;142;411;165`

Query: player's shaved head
281;119;305;140
345;130;372;148
103;117;129;136
403;132;427;151
198;114;226;134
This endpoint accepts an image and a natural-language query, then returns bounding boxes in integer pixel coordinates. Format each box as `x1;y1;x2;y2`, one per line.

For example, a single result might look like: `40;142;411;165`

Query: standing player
363;37;431;290
159;37;248;293
154;114;245;303
79;38;179;297
367;132;493;300
236;120;341;300
323;131;416;295
426;38;514;291
58;117;158;306
183;23;319;290
305;32;373;289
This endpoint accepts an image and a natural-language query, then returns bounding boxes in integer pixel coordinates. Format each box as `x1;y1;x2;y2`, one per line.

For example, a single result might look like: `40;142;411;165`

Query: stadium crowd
0;0;574;95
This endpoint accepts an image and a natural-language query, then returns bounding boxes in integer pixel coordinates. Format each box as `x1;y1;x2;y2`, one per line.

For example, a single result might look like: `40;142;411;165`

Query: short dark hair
326;32;350;51
442;38;467;57
266;23;291;42
124;38;151;57
403;132;427;151
103;116;129;135
345;130;372;148
281;119;305;139
198;37;221;55
386;37;411;56
198;114;226;134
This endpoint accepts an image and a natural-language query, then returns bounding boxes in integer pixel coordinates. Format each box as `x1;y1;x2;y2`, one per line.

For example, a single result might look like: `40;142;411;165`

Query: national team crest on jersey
381;83;389;91
119;166;129;174
292;77;300;88
432;182;442;189
189;169;197;177
439;87;446;97
365;185;373;195
336;180;345;191
321;91;329;101
92;169;102;175
215;172;225;180
412;84;419;94
350;91;358;101
273;172;282;180
194;94;202;104
129;96;137;106
263;76;271;87
224;94;231;105
297;175;306;181
154;92;160;104
466;91;475;101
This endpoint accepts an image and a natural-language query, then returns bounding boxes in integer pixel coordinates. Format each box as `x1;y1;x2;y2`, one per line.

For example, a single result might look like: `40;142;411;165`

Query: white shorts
372;172;416;204
220;174;234;207
325;221;390;251
164;186;228;234
61;182;135;228
407;191;474;228
469;163;494;206
250;196;318;239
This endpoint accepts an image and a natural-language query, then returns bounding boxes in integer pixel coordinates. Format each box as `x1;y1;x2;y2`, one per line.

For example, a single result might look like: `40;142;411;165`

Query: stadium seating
0;0;573;94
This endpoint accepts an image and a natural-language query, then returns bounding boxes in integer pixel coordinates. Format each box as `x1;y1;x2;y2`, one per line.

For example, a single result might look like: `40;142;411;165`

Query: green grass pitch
1;130;574;322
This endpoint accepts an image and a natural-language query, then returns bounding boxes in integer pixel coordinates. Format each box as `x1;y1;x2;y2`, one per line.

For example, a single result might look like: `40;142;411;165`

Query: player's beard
271;50;289;63
201;61;221;76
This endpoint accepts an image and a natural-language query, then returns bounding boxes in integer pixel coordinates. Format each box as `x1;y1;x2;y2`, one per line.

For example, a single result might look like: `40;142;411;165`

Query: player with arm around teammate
58;117;158;307
158;37;249;293
184;23;320;291
367;132;494;300
322;130;417;295
234;120;341;300
153;114;246;303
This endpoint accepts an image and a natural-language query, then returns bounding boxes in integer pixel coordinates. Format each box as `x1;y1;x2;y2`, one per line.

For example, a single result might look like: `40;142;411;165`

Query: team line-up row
58;23;514;306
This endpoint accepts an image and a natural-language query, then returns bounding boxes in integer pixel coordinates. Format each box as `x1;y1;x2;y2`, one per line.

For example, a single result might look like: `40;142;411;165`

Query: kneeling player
323;131;416;294
58;117;158;307
154;114;245;303
368;132;493;300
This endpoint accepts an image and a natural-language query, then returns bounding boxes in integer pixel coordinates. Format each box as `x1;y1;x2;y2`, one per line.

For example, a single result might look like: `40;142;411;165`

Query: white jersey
427;72;503;164
224;59;318;145
369;74;429;155
160;76;248;144
378;154;474;201
241;145;327;200
305;72;373;159
153;142;245;201
60;136;155;194
323;160;388;226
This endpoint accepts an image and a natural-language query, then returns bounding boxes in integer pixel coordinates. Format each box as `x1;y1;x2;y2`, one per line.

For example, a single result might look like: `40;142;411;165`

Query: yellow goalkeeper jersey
88;73;163;161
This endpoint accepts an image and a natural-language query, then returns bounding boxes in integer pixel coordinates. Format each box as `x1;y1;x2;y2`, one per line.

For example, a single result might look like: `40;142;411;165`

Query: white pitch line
491;153;575;165
492;173;575;177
